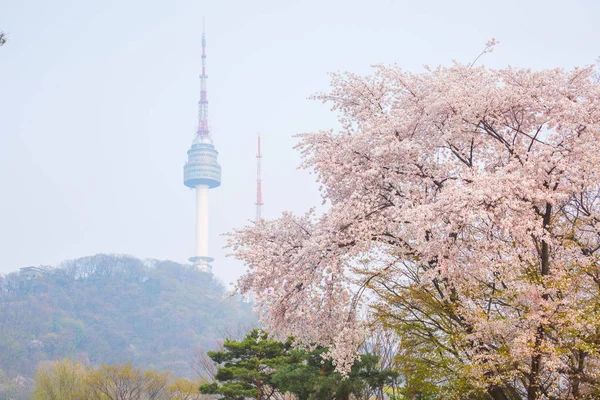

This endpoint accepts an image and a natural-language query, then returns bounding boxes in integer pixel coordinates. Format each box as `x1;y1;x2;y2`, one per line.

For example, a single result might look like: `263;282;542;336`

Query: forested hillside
0;254;254;385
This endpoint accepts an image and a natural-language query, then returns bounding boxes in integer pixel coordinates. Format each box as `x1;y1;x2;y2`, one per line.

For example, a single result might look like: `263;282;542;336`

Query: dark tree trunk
528;202;553;400
488;386;510;400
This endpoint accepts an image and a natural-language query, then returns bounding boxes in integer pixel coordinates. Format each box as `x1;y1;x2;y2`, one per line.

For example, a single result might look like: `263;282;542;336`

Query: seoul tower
183;20;221;272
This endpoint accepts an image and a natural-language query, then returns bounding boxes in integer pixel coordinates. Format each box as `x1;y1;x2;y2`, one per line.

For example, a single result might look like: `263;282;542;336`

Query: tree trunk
571;350;585;399
256;380;263;400
528;202;553;400
488;386;510;400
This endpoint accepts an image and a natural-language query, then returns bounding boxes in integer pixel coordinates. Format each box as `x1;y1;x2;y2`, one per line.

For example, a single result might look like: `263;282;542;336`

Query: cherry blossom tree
228;45;600;400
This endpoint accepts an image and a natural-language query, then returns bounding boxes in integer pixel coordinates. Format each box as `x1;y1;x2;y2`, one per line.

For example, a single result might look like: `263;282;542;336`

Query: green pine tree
200;329;293;400
271;347;398;400
200;329;399;400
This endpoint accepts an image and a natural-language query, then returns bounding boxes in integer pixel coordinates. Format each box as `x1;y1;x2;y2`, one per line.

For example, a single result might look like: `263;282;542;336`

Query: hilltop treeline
0;254;254;392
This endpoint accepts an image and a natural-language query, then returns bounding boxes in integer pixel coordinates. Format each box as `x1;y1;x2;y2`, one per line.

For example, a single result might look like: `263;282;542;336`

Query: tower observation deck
183;20;221;272
184;138;221;190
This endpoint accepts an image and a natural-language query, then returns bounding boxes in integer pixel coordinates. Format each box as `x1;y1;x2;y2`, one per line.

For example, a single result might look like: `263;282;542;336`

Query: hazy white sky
1;0;598;285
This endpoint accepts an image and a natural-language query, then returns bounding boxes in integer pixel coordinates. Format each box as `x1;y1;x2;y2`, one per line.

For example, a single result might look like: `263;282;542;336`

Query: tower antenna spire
197;16;209;138
256;133;263;221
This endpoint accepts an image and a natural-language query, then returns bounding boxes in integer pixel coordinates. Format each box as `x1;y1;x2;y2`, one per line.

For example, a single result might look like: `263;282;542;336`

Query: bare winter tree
358;322;401;400
189;321;259;381
190;346;219;382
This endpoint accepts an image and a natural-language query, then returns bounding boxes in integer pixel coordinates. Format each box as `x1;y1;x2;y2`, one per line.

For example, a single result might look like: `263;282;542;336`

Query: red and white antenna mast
197;17;210;138
256;133;263;221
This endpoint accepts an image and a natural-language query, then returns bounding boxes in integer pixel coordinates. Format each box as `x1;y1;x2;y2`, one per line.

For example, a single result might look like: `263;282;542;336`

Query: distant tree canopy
32;359;204;400
0;254;256;386
200;329;399;400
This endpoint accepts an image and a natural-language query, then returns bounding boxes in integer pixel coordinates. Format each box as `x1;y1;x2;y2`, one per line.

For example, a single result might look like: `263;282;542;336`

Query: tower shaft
195;184;209;257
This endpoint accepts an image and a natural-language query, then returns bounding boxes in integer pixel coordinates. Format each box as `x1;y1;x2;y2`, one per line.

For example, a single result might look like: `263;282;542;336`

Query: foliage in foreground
200;329;399;400
32;359;204;400
228;43;600;399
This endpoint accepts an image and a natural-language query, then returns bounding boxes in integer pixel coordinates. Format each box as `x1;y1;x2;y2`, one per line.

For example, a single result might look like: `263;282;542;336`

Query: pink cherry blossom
228;58;600;398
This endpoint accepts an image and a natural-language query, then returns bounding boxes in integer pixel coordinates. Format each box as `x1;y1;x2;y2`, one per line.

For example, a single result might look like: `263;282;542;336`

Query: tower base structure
189;256;214;272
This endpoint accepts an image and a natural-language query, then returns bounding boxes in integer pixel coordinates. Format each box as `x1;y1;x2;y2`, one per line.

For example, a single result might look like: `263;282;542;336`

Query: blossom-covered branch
228;60;600;399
